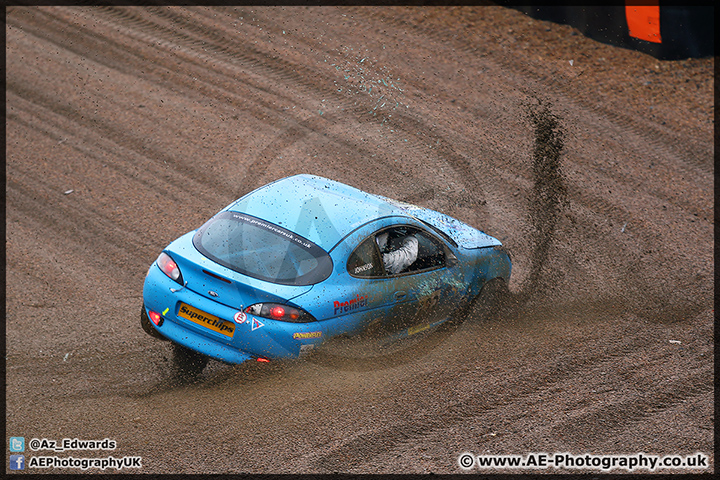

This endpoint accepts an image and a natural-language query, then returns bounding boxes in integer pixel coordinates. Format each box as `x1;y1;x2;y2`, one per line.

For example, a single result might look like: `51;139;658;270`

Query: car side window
410;229;446;272
375;226;447;276
349;226;449;278
347;236;384;277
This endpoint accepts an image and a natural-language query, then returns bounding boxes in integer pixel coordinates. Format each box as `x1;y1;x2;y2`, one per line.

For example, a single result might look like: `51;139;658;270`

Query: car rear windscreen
193;211;333;286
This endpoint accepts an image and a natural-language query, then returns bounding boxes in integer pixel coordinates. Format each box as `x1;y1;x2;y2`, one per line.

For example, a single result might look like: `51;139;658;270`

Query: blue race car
141;174;511;375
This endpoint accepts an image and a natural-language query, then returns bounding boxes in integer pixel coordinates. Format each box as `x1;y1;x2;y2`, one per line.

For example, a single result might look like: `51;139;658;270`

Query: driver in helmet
376;229;419;274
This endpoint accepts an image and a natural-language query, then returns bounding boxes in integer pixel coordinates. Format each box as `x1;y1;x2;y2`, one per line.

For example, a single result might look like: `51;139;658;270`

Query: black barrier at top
498;4;714;60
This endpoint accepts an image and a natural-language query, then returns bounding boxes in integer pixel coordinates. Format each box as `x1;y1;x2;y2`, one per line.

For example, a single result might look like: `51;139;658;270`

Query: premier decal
333;294;369;315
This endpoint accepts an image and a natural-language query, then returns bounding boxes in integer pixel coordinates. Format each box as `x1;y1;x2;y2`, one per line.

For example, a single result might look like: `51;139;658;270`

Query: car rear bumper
142;264;323;363
149;309;253;364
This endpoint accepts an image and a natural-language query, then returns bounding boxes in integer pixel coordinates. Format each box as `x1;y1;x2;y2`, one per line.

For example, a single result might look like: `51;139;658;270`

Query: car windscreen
192;211;333;286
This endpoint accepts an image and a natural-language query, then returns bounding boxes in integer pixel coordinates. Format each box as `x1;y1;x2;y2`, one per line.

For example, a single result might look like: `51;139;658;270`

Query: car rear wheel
171;342;209;378
140;305;169;341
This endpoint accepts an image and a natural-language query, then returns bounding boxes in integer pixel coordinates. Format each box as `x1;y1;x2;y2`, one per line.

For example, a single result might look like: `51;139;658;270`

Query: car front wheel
474;277;511;320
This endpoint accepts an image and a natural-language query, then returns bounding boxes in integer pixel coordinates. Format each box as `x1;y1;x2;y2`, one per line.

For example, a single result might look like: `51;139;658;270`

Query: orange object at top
626;3;662;43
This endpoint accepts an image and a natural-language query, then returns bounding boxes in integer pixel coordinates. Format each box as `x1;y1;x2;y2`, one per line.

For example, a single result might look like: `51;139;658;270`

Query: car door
349;225;465;334
296;230;391;340
298;223;466;340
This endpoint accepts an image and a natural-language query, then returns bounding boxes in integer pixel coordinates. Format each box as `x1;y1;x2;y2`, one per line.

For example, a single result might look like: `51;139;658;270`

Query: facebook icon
9;454;25;470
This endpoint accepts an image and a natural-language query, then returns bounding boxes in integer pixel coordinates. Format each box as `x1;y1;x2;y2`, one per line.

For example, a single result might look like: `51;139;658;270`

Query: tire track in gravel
7;8;250;201
127;8;515;231
104;5;506;203
5;174;148;269
4;89;226;286
65;6;406;193
5;81;237;217
7;5;410;257
6;123;154;278
310;302;713;471
111;7;473;205
333;9;712;309
549;367;713;447
5;92;206;217
341;7;712;243
306;299;681;471
351;7;712;177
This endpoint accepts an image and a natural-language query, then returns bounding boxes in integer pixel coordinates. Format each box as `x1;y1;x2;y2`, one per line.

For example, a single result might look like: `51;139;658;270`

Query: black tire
140;305;169;341
474;278;511;320
171;342;209;378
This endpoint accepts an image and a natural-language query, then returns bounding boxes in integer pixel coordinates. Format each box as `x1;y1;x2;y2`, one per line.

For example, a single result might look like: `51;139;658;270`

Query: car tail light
256;357;270;363
270;306;286;318
157;252;183;285
148;310;164;327
245;303;314;323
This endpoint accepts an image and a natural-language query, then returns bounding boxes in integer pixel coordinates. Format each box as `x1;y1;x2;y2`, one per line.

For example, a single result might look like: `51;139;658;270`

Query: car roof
226;174;407;249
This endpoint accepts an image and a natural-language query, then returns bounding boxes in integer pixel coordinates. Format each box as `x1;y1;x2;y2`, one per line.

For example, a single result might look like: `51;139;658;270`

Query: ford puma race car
141;174;511;375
